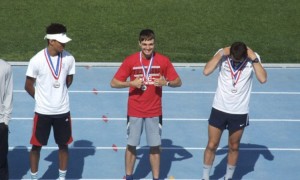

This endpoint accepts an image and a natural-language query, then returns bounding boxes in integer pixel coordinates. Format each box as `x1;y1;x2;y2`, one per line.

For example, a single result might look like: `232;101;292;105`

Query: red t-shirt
114;52;180;117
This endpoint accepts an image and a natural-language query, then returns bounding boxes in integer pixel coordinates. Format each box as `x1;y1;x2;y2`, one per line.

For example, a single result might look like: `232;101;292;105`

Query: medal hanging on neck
44;48;62;88
139;51;154;91
227;57;247;93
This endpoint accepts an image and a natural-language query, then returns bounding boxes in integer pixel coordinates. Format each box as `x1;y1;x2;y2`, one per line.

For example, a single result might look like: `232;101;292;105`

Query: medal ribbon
44;48;62;80
139;51;154;84
227;57;247;87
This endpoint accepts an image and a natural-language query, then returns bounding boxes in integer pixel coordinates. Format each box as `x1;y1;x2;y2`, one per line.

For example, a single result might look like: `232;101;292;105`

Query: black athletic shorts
30;112;73;146
208;108;249;132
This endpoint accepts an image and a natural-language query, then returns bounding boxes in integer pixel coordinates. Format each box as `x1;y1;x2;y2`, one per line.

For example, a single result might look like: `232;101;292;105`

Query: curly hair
46;23;67;34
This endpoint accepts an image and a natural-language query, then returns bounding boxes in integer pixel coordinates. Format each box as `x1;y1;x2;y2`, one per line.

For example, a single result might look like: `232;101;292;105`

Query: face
139;39;155;59
49;40;66;54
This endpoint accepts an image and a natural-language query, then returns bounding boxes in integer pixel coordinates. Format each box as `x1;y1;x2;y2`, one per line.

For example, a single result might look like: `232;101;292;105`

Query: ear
49;39;56;45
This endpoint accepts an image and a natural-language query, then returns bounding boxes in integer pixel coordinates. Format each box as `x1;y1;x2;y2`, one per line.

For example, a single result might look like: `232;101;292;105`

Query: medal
53;80;60;88
141;85;147;91
139;51;154;87
231;87;237;93
227;57;247;94
44;48;62;88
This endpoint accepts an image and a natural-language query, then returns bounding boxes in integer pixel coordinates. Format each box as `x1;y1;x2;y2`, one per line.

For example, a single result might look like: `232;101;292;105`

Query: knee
228;143;240;152
127;145;136;154
206;142;219;153
58;144;69;152
31;145;42;153
150;146;161;154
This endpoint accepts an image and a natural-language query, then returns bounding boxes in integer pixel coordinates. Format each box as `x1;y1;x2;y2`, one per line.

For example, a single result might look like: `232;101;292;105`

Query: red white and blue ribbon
139;51;154;84
227;57;247;87
44;48;62;81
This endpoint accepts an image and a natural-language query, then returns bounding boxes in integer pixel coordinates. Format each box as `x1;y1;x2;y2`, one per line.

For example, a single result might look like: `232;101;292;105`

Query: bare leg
203;125;223;165
125;145;136;176
202;125;223;180
30;145;42;173
150;146;161;179
227;128;244;165
224;128;244;179
58;145;69;170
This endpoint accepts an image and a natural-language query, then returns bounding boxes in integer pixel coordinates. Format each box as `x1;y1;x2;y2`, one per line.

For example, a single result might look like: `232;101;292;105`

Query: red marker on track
92;88;98;95
112;144;118;152
102;115;108;122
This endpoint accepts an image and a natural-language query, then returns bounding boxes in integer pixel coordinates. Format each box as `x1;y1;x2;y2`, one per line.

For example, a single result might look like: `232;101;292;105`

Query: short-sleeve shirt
26;48;75;115
212;50;261;114
114;52;179;117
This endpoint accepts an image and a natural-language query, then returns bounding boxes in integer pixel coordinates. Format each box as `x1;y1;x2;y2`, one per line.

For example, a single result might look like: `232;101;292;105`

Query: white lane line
12;90;300;94
11;118;300;122
8;146;300;151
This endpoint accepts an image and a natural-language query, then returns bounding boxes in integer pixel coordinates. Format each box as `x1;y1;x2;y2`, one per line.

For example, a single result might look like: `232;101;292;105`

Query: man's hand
154;75;167;87
247;47;257;60
130;76;144;88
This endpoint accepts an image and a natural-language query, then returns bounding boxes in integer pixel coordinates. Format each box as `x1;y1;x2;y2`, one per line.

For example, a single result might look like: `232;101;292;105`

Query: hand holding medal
130;76;145;90
140;77;147;91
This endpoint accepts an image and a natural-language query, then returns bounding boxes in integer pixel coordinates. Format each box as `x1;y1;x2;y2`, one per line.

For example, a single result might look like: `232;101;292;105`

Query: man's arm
24;76;36;99
110;77;143;89
154;75;182;88
203;47;230;76
3;66;13;125
66;75;73;88
166;77;182;87
247;48;267;84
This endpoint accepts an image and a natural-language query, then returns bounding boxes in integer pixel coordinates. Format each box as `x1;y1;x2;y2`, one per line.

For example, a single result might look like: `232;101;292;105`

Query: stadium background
0;0;299;63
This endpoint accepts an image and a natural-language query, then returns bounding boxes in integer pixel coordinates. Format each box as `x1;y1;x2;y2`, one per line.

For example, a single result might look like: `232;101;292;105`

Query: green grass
0;0;299;63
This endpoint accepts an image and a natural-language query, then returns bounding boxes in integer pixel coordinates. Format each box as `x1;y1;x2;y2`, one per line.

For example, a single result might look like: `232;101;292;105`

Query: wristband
252;58;259;63
166;81;170;87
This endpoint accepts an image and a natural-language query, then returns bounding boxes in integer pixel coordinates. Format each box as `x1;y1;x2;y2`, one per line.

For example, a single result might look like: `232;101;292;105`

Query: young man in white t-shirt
201;42;267;180
25;23;75;180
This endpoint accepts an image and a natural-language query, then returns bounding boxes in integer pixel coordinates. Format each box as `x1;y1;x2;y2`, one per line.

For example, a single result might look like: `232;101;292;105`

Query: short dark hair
230;42;248;61
46;23;67;34
139;29;155;42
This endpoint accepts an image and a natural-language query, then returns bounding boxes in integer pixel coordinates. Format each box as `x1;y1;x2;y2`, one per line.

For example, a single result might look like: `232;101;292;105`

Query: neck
47;46;59;56
143;54;153;60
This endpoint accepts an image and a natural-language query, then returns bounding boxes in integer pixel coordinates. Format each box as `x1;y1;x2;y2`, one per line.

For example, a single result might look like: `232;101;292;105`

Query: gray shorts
127;116;162;147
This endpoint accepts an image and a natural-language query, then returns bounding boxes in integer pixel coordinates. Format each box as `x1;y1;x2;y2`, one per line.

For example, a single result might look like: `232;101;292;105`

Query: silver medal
141;85;147;91
231;87;237;93
53;80;60;88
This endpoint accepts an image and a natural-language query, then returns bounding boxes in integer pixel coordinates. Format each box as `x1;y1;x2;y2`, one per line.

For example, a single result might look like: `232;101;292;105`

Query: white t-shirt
26;48;75;115
212;51;261;114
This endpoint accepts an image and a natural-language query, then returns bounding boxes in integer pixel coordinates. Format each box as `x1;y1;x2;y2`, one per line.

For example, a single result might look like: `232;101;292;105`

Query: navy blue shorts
30;112;73;146
208;108;249;132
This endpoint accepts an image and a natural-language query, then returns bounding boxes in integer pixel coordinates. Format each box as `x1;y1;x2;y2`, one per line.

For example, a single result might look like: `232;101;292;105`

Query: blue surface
8;65;300;179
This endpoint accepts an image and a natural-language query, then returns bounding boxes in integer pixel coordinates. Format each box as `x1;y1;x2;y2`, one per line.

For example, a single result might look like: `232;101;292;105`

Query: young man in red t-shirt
111;29;182;180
